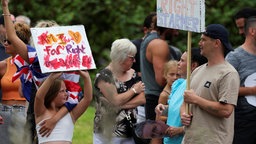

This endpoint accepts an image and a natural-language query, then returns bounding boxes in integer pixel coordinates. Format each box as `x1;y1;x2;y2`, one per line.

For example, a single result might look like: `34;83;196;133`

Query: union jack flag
12;45;80;111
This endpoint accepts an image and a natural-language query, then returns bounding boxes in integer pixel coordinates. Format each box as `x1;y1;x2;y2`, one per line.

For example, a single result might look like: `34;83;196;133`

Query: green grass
73;106;95;144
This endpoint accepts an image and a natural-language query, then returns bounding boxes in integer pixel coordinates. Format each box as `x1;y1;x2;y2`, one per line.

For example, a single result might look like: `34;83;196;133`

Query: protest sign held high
31;25;96;73
157;0;205;33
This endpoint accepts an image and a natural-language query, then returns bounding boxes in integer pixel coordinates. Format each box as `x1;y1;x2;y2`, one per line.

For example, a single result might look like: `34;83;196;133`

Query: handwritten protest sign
31;25;96;73
157;0;205;33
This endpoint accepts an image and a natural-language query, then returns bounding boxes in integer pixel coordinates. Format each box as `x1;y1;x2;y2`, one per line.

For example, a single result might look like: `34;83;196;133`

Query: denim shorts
0;104;26;144
0;104;26;112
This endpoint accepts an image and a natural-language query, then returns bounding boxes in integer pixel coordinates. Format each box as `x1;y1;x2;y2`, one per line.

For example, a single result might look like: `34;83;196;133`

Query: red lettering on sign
38;32;49;45
44;54;81;70
44;45;65;55
82;55;92;68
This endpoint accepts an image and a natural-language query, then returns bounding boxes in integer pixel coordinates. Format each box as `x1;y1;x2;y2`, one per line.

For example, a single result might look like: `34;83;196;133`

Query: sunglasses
4;39;11;45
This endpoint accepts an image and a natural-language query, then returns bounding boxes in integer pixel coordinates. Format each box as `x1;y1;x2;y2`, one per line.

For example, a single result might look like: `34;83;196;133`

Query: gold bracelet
2;14;11;16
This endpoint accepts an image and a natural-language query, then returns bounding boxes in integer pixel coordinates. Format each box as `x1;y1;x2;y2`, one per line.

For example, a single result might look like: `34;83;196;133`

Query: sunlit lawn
73;106;95;144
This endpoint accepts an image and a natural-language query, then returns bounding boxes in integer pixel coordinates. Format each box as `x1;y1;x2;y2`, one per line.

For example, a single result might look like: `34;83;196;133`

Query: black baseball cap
203;24;233;53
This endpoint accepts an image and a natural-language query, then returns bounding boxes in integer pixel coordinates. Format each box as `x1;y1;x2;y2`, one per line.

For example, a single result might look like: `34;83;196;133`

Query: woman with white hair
93;38;146;144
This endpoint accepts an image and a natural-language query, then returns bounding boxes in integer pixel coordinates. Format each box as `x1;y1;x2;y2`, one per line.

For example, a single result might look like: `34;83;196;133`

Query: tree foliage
9;0;155;72
6;0;256;72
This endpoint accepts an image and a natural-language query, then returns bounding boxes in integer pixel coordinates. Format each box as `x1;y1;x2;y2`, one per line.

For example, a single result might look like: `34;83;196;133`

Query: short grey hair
16;15;31;26
35;20;59;28
110;38;136;63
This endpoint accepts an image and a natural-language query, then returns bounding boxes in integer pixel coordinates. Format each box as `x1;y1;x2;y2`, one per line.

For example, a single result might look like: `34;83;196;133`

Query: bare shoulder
159;91;169;104
149;38;169;48
0;60;7;77
160;90;169;99
0;60;7;68
148;39;169;54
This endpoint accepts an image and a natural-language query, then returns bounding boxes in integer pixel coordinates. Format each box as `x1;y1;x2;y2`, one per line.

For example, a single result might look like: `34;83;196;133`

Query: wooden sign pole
186;31;192;114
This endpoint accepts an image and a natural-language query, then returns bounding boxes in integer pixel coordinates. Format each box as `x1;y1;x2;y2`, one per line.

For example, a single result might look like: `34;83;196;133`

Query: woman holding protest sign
1;0;82;143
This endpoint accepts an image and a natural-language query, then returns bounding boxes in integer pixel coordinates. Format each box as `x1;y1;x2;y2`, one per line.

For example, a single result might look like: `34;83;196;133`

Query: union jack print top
12;45;80;111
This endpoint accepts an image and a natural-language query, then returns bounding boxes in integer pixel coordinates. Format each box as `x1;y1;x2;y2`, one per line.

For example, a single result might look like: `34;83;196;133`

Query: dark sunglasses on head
4;39;11;45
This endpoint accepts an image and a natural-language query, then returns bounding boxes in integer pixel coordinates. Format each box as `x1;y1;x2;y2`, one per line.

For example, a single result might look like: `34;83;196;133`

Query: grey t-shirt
226;47;256;120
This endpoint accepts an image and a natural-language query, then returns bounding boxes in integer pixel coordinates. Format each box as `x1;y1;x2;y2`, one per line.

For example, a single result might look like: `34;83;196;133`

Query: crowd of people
0;0;90;144
0;0;256;143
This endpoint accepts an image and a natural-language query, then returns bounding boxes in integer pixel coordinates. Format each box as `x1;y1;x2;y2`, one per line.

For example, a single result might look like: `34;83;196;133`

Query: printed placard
31;25;96;73
157;0;205;33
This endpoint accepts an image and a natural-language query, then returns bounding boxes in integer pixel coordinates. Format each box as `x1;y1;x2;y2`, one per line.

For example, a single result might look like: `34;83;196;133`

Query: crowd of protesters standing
1;0;256;144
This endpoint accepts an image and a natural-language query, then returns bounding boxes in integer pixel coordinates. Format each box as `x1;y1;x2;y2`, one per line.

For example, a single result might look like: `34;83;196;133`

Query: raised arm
34;73;62;119
1;0;29;62
71;70;92;121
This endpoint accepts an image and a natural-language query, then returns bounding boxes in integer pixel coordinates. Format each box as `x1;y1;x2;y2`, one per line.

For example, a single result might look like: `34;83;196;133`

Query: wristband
131;88;137;94
2;14;11;16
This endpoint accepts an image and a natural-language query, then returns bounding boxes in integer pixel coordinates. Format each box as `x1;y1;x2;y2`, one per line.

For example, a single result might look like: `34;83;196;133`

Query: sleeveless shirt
1;57;24;101
36;113;74;143
140;32;164;96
